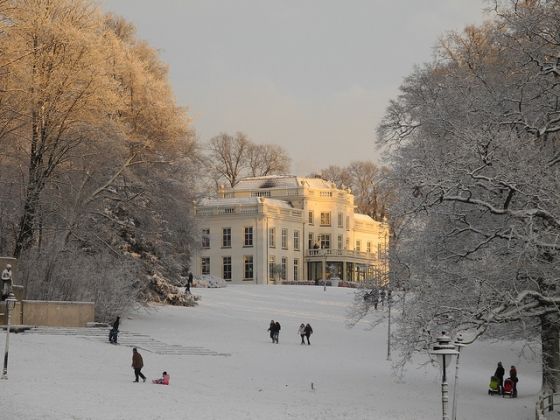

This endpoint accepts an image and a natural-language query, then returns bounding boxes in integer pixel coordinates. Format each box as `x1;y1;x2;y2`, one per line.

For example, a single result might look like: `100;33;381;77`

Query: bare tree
246;143;291;176
207;132;250;188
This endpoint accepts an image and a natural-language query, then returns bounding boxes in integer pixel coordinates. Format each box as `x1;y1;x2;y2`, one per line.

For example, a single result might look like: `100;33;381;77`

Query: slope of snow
0;285;541;419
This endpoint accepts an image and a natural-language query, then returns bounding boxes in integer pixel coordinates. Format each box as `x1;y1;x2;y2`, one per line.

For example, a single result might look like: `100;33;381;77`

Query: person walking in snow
132;348;146;383
298;323;306;344
274;321;281;343
509;365;518;397
494;362;505;394
109;316;120;344
268;320;275;342
304;323;313;345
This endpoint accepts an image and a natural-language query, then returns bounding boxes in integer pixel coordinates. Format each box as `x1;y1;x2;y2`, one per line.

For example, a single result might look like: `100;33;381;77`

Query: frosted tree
373;0;560;391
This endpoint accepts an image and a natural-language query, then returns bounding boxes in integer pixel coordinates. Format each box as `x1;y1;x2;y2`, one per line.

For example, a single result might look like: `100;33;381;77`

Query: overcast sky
102;0;489;175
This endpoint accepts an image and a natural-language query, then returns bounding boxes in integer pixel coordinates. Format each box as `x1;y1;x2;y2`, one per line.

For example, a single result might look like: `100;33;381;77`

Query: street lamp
1;292;17;380
451;333;466;420
430;332;459;420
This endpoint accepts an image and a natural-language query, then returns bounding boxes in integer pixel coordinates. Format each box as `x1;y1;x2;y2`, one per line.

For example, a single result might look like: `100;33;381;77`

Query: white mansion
191;175;389;284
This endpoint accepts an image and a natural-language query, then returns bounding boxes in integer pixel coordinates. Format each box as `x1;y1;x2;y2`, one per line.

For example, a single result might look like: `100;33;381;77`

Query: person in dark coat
494;361;505;394
132;348;146;383
109;316;120;343
509;365;518;397
268;320;276;343
188;272;193;287
304;323;313;345
274;321;281;343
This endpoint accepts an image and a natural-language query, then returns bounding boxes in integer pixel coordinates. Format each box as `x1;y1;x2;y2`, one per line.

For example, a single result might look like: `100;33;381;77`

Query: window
345;238;350;250
223;257;232;280
251;191;271;197
338;212;344;228
201;257;210;275
308;210;314;225
293;230;300;251
338;235;343;250
202;229;210;248
281;228;288;249
244;256;254;280
346;215;350;231
269;256;275;279
308;233;314;249
293;259;299;281
222;228;231;248
367;241;371;253
269;227;275;248
244;227;253;247
319;234;330;249
281;257;287;280
356;240;361;252
320;212;331;226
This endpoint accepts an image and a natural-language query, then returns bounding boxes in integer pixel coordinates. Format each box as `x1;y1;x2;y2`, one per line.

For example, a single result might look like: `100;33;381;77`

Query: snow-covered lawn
0;285;542;419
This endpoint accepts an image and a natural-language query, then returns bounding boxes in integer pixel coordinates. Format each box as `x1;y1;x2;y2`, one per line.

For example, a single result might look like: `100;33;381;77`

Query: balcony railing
307;248;377;260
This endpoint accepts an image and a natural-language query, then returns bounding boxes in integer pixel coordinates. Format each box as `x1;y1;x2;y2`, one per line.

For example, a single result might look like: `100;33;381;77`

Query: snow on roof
198;197;294;209
353;213;376;224
233;175;336;191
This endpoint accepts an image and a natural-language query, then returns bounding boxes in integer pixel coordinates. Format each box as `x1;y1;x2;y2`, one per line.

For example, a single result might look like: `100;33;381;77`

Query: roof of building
198;197;294;209
232;175;336;191
353;213;377;224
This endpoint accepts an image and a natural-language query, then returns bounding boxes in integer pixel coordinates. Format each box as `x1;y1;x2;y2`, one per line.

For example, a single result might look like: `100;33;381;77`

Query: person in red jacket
152;371;170;385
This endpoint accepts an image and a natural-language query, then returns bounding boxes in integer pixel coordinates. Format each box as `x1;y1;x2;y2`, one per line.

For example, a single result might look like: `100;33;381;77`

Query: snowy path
27;326;231;356
0;285;543;419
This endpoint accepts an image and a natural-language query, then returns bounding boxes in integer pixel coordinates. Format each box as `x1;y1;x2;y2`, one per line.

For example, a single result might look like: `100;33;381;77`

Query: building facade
192;175;389;284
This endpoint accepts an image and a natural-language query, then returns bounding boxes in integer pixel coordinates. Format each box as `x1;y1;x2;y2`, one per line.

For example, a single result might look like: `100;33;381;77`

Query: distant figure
109;316;120;344
185;278;191;294
268;320;276;343
188;272;193;287
509;365;518;397
152;371;170;385
494;362;505;394
274;321;281;344
364;288;379;310
1;263;12;300
380;288;386;307
132;348;146;383
304;323;313;345
313;242;320;250
298;323;306;345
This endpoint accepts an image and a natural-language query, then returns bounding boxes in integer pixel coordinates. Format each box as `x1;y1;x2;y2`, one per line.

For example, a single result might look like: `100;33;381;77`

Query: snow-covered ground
0;285;542;419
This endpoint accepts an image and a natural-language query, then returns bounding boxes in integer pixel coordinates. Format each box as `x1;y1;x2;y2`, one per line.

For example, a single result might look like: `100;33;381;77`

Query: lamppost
386;287;392;361
1;292;17;380
451;333;466;420
430;332;459;420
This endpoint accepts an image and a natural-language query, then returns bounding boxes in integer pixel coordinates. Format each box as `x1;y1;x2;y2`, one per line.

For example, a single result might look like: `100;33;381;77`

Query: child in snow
152;371;170;385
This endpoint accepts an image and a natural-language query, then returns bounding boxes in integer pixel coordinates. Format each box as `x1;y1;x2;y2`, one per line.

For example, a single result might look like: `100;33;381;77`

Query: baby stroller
488;376;500;395
502;378;515;398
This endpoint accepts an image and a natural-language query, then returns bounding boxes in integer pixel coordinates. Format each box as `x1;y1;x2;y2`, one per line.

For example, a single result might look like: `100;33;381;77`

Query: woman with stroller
494;362;505;394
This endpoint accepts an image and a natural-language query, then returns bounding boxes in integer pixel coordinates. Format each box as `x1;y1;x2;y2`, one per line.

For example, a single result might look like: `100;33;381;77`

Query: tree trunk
541;313;560;392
